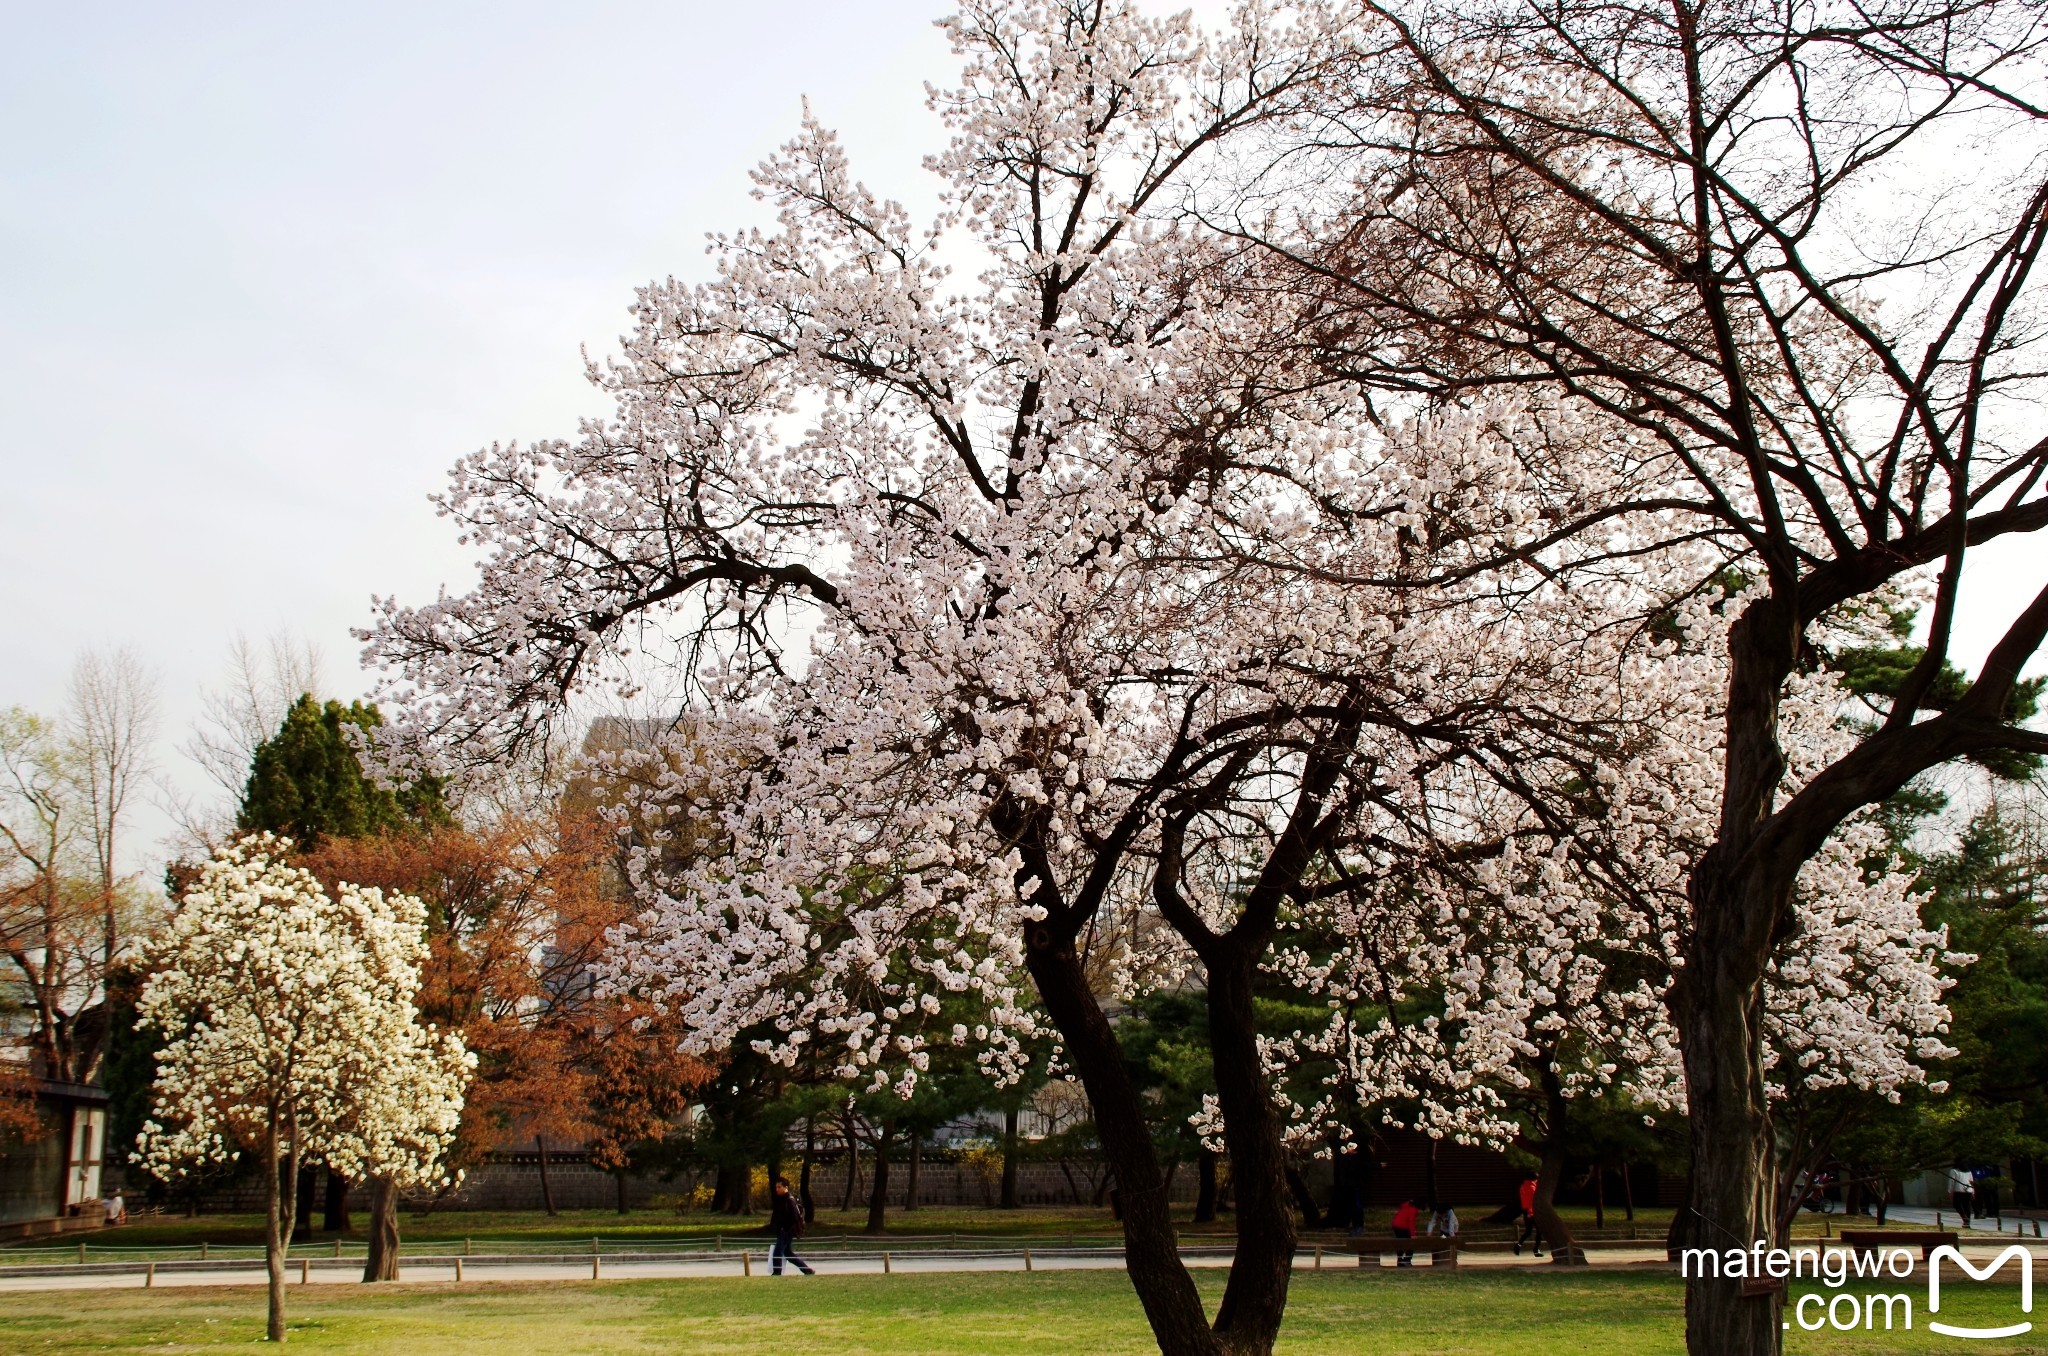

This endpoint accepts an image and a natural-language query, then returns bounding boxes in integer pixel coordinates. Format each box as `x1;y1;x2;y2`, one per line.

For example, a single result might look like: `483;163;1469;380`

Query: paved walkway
2;1231;2037;1294
1841;1204;2047;1237
0;1252;1120;1292
0;1244;1664;1293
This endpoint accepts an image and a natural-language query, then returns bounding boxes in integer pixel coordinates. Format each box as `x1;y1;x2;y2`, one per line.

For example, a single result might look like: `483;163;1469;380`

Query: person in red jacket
1390;1198;1421;1266
1513;1176;1544;1257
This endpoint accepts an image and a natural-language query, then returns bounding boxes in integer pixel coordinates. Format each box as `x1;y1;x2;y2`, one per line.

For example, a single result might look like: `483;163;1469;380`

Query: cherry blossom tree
359;4;1764;1350
136;836;472;1342
1234;1;2048;1348
1269;595;1964;1256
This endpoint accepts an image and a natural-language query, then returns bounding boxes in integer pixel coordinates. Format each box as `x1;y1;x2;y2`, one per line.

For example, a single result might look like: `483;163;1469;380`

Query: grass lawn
21;1204;1688;1257
0;1268;2035;1354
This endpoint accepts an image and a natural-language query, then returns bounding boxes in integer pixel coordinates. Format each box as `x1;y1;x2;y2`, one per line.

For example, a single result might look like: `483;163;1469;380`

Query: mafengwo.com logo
1928;1246;2034;1340
1681;1242;2033;1339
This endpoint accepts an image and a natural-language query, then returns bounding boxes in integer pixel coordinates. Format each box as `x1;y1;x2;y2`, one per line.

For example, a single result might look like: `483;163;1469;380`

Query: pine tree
237;695;443;845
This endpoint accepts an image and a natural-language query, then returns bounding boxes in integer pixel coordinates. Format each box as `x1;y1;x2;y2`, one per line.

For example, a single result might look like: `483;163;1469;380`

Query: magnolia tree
358;4;1782;1351
137;836;471;1342
1268;596;1963;1253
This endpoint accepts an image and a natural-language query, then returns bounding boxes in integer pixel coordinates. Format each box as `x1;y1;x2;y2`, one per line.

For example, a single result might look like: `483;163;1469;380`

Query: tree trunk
1664;596;1807;1353
534;1135;557;1217
1206;951;1296;1356
616;1171;629;1215
800;1116;818;1220
723;1158;752;1215
322;1168;349;1233
362;1178;400;1282
1666;1178;1695;1261
1194;1149;1219;1224
711;1162;732;1213
264;1113;290;1343
1059;1156;1082;1205
905;1129;922;1212
291;1163;316;1243
1595;1162;1606;1230
1528;1059;1583;1262
865;1120;894;1234
1283;1163;1322;1229
841;1118;861;1212
1531;1137;1579;1260
1623;1163;1635;1222
1673;843;1789;1356
1001;1105;1021;1210
1025;933;1221;1356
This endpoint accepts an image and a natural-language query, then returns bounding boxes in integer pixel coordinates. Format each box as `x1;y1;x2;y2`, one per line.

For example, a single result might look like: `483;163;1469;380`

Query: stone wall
416;1155;1192;1212
174;1153;1192;1215
164;1130;1683;1217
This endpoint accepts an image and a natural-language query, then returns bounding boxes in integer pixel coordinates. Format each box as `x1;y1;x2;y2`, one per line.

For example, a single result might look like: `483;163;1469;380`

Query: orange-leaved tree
300;807;677;1268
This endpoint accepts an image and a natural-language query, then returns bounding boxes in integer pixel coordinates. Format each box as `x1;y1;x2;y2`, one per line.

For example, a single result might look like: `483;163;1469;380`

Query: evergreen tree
237;695;443;845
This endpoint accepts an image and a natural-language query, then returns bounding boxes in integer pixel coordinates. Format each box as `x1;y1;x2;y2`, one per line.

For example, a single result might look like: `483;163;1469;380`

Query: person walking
1513;1176;1543;1257
769;1176;814;1276
1973;1167;2002;1224
1390;1198;1420;1266
1427;1201;1459;1239
1948;1165;1975;1226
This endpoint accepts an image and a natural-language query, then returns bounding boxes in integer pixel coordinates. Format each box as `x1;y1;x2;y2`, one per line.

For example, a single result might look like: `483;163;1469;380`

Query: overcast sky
1;1;960;855
3;1;2043;870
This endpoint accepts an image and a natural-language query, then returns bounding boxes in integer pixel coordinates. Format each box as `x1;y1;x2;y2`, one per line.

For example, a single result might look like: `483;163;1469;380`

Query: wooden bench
1840;1229;1957;1260
1343;1234;1461;1267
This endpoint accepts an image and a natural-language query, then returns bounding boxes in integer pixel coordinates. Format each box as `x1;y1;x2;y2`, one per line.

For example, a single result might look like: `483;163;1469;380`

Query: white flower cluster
1267;596;1962;1148
136;835;475;1188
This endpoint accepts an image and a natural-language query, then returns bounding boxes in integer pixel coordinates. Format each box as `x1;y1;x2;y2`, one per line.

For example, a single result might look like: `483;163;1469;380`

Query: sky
2;1;2043;872
0;1;957;856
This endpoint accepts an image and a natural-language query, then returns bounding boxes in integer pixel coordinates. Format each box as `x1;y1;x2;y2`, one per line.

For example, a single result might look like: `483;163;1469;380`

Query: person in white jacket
1947;1165;1975;1225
